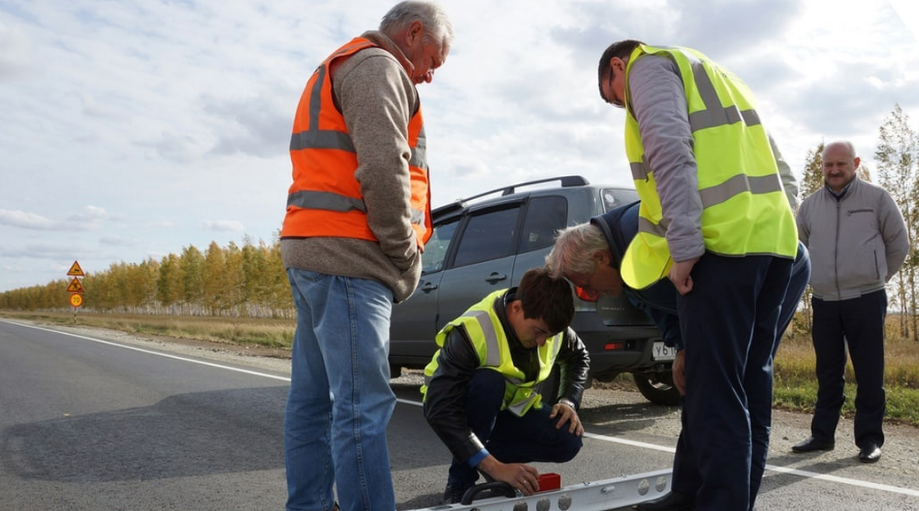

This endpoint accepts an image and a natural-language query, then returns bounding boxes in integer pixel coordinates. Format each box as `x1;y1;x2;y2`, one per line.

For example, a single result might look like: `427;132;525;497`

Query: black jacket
591;202;682;348
422;289;590;464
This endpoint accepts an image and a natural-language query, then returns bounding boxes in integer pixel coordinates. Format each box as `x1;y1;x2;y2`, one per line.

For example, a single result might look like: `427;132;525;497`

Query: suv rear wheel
632;372;681;406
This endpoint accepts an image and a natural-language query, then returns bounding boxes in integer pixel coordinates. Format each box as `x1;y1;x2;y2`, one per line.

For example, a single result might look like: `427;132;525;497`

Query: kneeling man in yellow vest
421;267;590;504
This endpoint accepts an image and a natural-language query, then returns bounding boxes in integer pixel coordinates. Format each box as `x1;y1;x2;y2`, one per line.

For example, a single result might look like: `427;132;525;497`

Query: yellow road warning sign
69;294;83;307
67;277;85;293
67;261;85;277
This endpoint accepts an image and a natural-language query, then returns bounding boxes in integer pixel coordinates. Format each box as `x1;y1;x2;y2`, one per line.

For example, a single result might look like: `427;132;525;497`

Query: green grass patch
774;327;919;426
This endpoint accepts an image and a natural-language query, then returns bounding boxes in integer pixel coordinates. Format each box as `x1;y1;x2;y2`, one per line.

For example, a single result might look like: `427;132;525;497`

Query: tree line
0;238;294;318
2;106;917;334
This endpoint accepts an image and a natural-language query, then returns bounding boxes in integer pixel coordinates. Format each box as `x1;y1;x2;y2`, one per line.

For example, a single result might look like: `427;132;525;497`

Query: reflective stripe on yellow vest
620;45;798;289
281;36;432;246
420;290;563;416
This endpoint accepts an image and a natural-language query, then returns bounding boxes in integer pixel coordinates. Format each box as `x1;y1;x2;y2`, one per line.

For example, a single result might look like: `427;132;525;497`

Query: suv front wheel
632;371;681;406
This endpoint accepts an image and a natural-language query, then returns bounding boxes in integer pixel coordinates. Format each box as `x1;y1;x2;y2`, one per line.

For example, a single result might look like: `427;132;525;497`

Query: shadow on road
0;386;288;483
579;401;680;436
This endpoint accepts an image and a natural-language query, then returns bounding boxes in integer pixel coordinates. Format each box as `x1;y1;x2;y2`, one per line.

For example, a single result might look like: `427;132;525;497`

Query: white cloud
0;210;56;230
203;94;291;158
0;206;111;233
889;0;919;42
0;18;31;80
0;0;917;293
80;93;123;119
99;235;138;248
202;220;246;232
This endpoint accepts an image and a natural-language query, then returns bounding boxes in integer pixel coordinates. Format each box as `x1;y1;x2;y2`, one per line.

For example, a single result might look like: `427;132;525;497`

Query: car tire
633;372;681;406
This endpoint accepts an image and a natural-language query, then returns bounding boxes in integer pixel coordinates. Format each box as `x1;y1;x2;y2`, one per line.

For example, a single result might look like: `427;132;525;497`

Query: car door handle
485;273;508;284
420;282;438;292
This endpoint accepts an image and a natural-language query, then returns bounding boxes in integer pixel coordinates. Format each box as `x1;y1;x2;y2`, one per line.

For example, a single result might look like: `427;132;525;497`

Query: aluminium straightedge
407;469;672;511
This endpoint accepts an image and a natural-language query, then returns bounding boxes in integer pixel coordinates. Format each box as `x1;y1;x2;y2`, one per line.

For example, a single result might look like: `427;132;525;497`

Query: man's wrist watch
558;398;576;410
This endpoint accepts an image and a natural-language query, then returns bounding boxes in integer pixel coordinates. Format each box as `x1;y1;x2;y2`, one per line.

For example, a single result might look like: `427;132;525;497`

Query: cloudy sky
1;0;917;293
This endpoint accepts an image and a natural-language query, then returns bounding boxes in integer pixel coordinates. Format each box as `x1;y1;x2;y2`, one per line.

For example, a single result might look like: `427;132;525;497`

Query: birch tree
875;104;918;340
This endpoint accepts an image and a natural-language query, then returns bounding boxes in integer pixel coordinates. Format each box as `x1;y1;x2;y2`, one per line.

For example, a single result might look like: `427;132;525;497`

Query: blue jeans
284;269;396;511
448;369;583;489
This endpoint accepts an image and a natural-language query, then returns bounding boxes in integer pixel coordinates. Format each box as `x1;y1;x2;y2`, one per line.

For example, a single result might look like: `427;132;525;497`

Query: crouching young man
421;267;590;503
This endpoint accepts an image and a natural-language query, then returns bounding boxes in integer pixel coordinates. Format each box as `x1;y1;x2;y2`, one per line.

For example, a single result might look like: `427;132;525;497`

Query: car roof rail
464;175;590;202
433;175;590;216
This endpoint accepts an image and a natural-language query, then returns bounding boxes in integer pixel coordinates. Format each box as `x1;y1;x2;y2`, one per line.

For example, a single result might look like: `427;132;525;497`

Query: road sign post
66;261;85;320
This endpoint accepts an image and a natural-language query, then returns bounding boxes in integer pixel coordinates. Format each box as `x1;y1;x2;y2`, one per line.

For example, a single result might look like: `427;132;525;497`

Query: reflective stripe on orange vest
281;37;432;246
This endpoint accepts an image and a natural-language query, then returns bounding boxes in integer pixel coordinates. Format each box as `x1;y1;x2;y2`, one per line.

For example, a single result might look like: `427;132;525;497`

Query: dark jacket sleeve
422;326;487;464
554;327;590;409
625;287;682;350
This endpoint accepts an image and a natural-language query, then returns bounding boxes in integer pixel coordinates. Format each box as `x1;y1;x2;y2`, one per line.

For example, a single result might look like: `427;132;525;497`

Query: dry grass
0;310;295;348
774;318;919;426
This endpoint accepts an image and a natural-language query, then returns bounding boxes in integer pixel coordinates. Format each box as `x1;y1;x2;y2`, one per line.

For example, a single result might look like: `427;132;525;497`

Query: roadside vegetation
773;320;919;427
0;310;295;349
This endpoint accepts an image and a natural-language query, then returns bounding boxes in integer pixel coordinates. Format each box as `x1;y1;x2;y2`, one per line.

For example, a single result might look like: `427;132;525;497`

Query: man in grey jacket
792;141;909;463
280;3;453;511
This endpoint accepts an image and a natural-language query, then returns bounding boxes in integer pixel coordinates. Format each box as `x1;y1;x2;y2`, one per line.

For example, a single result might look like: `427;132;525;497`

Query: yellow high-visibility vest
421;290;562;416
621;44;797;289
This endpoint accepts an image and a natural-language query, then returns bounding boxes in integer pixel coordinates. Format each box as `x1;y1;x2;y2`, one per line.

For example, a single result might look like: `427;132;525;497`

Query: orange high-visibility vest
281;37;432;246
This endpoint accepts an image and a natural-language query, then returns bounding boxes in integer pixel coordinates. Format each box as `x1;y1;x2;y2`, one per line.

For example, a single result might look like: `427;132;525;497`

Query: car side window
422;220;459;274
452;206;520;268
518;196;568;253
601;188;640;212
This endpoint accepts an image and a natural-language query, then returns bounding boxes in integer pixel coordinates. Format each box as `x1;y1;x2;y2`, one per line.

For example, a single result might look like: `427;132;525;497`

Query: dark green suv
390;175;679;405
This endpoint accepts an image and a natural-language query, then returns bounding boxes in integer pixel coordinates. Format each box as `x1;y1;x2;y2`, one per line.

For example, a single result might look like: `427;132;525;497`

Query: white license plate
652;341;677;361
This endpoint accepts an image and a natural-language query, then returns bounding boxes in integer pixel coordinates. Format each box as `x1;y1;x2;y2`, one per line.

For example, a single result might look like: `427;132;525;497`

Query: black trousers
672;245;810;511
679;253;792;511
810;290;887;448
446;369;583;488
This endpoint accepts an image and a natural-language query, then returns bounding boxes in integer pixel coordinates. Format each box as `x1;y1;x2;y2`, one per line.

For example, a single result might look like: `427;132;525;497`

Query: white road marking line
1;319;291;382
10;320;918;498
400;398;919;497
762;464;919;497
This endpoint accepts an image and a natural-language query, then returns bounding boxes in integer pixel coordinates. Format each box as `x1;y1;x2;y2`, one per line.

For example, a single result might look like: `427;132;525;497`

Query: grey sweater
282;31;424;303
797;177;909;301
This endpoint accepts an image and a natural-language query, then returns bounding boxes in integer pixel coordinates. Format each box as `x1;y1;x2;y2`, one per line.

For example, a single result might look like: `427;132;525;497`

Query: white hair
379;1;454;47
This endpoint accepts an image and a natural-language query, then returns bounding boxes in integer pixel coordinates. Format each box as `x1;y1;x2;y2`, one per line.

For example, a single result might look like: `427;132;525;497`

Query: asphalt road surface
1;318;918;511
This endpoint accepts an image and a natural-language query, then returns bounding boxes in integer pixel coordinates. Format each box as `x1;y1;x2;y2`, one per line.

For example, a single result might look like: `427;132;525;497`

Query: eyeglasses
604;67;624;109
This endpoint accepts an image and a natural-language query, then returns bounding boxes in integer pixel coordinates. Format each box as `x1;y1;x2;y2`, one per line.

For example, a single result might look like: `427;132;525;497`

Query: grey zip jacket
796;176;909;301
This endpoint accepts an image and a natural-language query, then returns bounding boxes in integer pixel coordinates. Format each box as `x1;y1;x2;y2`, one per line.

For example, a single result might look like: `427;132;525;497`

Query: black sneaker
442;483;471;505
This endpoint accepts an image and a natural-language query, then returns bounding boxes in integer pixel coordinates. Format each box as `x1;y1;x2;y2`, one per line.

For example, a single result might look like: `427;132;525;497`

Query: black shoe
633;491;695;511
791;436;835;453
858;443;881;463
442;483;471;505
